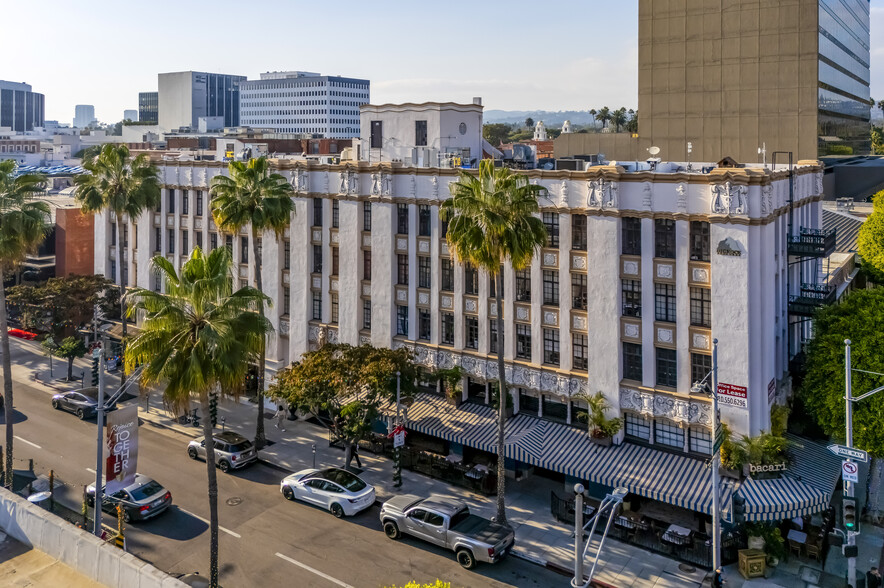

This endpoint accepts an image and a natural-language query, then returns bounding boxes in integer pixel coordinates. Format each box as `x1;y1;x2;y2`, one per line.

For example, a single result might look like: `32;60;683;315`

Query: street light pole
711;338;721;573
93;330;107;537
845;339;856;588
393;371;402;488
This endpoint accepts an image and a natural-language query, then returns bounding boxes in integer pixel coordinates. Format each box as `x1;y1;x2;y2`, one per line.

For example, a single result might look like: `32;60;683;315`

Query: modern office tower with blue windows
158;71;246;132
0;80;45;132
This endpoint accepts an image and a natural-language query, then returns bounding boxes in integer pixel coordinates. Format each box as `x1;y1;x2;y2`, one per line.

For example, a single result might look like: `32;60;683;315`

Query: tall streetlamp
572;485;629;587
392;371;402;488
691;338;721;572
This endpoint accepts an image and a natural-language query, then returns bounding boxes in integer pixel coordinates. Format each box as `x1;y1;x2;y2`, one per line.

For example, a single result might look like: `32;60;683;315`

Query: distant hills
484;110;607;127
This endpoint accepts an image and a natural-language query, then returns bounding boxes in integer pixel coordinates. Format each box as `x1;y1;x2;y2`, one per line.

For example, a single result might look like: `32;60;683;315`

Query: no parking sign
842;460;859;484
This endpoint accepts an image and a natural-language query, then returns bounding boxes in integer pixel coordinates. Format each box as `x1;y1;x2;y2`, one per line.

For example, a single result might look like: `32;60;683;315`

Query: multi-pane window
654;283;676;322
182;190;189;215
624;413;651;441
441;216;449;238
573;334;588;370
370;120;383;148
418;205;431;237
225;235;233;254
397;254;408;285
153;268;161;292
363;201;372;231
515;268;531;302
690;287;711;327
441;259;454;292
332;200;339;228
572;214;587;250
330;294;339;324
167;229;175;254
182;230;189;254
418;256;431;288
489;320;500;354
655;219;676;259
240;237;248;263
418;309;431;341
622;279;642;317
415;120;428;146
655;419;684;448
397;306;408;336
154;227;161;253
313;198;323;227
543;329;560;366
489;265;504;298
195;231;202;250
543;212;559;248
623;342;642;381
313;245;322;273
283;241;290;270
516;324;532;360
331;247;339;276
283;290;291;315
690;427;712;454
572;273;587;310
690;221;710;262
543;270;559;306
691;353;712;388
397;203;409;234
256;238;262;267
123;225;128;248
656;348;678;388
362;300;372;330
111;223;116;246
195;191;203;216
622;217;641;255
465;317;478;349
312;292;322;320
167;189;176;214
441;312;454;345
363;250;372;281
109;259;116;282
210;232;217;251
464;264;478;295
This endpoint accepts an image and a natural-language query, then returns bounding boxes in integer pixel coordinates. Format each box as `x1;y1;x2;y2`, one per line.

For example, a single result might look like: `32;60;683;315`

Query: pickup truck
380;494;514;569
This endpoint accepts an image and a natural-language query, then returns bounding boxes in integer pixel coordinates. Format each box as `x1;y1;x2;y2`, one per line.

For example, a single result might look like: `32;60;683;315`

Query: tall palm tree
441;160;546;526
595;106;612;131
125;247;270;588
74;143;161;385
878;99;884;119
0;160;48;488
611;107;629;133
210;156;294;448
588;108;597;132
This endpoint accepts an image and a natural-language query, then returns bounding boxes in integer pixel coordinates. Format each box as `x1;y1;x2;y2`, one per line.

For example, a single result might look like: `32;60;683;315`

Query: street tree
0;160;48;488
55;336;87;381
441;159;546;525
74;143;161;387
482;123;512;147
610;107;629;133
858;189;884;282
626;110;639;134
210;156;294;449
8;274;119;336
595;106;612;130
125;247;271;588
800;288;884;520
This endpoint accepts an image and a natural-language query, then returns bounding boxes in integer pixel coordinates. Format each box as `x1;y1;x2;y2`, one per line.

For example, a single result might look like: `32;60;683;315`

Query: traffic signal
208;392;218;427
843;498;857;531
91;357;99;386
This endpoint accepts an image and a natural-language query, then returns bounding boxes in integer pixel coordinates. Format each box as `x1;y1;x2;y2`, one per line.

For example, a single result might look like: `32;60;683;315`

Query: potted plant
576;392;622;447
719;423;745;480
745;521;767;551
433;366;463;407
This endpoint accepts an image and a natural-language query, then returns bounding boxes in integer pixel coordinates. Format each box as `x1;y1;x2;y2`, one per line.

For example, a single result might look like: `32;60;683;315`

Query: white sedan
280;467;376;518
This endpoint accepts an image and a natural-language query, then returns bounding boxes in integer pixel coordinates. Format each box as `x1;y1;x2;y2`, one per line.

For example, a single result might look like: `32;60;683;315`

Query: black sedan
51;387;114;419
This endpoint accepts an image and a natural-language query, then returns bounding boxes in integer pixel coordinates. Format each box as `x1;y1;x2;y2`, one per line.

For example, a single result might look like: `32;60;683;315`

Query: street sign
393;430;405;448
842;461;859;484
713;425;726;454
828;444;868;463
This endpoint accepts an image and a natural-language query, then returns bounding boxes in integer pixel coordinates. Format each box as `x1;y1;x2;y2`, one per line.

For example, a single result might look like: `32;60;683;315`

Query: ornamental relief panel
656;326;674;345
180;217;189;228
542;310;558;327
195;218;203;230
279;318;290;337
622;321;640;340
362;234;372;247
691;331;711;351
690;266;710;284
441;295;453;309
515;305;530;322
622;259;639;276
396;238;408;251
396;289;407;302
572;254;587;271
418;240;430;253
572;314;587;330
542;252;558;268
312;229;321;242
331;279;339;292
418;292;429;305
312;277;321;288
362;283;371;296
464;298;478;313
619;387;712;426
655;262;674;280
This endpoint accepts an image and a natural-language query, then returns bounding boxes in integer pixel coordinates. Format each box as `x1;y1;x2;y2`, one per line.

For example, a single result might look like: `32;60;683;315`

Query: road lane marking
86;468;96;474
178;508;241;538
14;436;41;449
275;552;355;588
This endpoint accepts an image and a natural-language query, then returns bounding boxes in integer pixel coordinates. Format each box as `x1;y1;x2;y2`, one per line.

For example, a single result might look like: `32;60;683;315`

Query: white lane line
14;436;41;449
275;552;355;588
86;468;96;474
178;507;241;538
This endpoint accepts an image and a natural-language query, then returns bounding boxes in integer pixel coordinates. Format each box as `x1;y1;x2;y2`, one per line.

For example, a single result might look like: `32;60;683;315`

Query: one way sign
828;444;868;463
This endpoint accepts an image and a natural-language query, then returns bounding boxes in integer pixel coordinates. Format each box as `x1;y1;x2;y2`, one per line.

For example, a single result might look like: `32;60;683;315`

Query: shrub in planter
575;392;622;445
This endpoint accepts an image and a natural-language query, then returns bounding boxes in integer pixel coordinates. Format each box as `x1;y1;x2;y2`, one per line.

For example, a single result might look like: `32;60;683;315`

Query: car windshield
129;480;164;501
80;390;98;402
450;507;470;528
322;468;366;492
227;440;252;452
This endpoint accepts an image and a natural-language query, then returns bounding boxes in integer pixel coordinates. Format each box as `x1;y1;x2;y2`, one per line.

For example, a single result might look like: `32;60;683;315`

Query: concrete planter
590;435;613;447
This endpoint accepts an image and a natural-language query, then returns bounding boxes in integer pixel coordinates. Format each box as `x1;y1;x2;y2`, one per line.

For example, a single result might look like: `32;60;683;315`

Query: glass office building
0;80;44;132
138;91;158;124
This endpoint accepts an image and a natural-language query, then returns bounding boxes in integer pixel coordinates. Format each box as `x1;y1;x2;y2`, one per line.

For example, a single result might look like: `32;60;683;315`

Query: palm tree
588;109;597;132
210;156;294;449
74;144;161;385
878;99;884;119
595;106;612;131
611;108;629;133
125;247;270;588
441;160;546;526
0;160;48;488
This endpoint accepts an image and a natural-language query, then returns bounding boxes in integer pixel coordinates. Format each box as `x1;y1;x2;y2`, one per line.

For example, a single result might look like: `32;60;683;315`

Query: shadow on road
0;409;29;426
133;506;208;541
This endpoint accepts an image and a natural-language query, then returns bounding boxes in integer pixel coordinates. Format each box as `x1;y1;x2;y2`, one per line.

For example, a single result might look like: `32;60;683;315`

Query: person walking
274;402;286;432
346;442;362;469
868;567;882;588
712;568;724;588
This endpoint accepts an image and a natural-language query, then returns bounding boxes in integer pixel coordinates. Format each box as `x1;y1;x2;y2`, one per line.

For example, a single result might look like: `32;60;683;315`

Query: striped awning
398;394;734;516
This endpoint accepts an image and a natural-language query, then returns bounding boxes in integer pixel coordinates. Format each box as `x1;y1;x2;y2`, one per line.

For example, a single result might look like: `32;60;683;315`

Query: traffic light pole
93;331;107;538
844;340;856;588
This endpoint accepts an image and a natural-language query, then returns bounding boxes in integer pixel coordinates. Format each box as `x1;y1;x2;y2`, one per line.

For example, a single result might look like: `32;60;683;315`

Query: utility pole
711;338;722;573
393;371;402;489
845;340;856;588
93;330;107;538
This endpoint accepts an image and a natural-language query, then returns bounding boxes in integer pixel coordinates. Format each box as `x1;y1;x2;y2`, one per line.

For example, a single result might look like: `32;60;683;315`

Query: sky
1;0;880;124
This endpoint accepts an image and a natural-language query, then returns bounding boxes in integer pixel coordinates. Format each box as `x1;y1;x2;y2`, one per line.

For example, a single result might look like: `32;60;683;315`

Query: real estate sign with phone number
717;383;748;409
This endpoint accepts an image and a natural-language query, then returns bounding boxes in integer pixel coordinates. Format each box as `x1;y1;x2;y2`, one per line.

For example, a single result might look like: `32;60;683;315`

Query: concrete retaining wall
0;487;186;588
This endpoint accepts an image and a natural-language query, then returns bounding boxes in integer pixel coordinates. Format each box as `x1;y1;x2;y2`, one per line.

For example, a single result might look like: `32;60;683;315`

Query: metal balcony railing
787;228;836;258
788;283;837;316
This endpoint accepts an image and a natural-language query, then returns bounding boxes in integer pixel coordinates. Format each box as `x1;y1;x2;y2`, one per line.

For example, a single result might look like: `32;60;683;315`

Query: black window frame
397;203;409;235
283;289;291;315
655;218;676;259
622;279;642;317
542;270;559;306
571;214;587;250
624;412;651;441
182;189;189;215
418;309;431;341
689;287;711;328
464;263;478;296
331;246;339;276
655;419;684;448
167;228;175;254
691;353;712;388
516;324;532;360
542;212;559;248
623;342;643;381
312;292;322;321
654;283;676;322
167;189;176;214
572;273;587;310
363;249;371;281
690;221;710;262
622;217;641;255
397;254;408;285
396;306;408;336
543;328;560;366
195;190;203;216
313;198;323;227
572;333;588;370
312;244;322;273
489;319;500;354
515;268;531;302
415;120;428;147
363;201;371;231
656;347;678;388
240;236;248;263
440;312;454;345
332;200;339;228
283;240;291;270
441;259;454;292
363;299;372;330
418;256;431;289
418;205;431;237
464;316;478;349
330;294;339;324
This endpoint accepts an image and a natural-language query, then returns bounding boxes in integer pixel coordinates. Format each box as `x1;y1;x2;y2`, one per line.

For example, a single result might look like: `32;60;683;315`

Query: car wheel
51;399;60;409
282;486;295;501
187;447;199;460
383;521;401;540
76;409;85;420
456;549;477;570
86;495;94;507
218;460;231;473
122;509;131;523
330;503;344;518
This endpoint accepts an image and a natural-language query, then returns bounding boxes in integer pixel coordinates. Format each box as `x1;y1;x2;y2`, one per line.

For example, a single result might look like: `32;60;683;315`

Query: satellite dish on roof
647;146;661;156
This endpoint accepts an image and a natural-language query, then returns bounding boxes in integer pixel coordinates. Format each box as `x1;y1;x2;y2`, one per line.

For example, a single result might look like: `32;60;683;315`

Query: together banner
106;405;138;495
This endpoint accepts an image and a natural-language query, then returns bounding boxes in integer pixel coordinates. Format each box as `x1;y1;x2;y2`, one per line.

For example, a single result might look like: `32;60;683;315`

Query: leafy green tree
125;247;270;588
858;190;884;282
8;274;118;336
525;117;534;129
441;159;546;525
482;123;512;147
626;110;639;134
210;156;294;449
74;143;161;386
872;126;884;156
56;336;87;380
0;160;48;487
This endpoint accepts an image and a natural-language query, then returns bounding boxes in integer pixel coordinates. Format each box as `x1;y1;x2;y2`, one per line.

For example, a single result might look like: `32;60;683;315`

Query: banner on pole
106;405;138;495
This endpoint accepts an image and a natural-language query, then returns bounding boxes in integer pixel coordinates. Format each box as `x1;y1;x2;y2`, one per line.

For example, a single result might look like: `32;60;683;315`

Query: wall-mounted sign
717;383;748;409
716;237;742;257
842;460;859;483
749;462;787;475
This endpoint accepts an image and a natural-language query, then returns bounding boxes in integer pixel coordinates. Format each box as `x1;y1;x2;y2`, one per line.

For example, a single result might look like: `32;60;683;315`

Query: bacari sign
106;405;138;495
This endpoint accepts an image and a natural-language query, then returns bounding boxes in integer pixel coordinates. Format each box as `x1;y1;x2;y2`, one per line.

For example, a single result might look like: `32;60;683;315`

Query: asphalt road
3;371;567;588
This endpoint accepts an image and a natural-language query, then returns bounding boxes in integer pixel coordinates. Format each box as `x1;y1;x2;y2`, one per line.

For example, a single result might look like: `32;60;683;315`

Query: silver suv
187;431;257;473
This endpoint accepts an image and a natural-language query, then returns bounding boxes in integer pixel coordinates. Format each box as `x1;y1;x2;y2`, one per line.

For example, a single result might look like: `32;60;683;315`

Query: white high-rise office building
74;104;95;128
240;71;369;138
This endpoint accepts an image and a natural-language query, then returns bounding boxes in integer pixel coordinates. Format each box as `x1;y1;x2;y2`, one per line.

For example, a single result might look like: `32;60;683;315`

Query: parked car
187;431;257;473
280;467;375;518
380;495;514;569
86;474;172;523
51;387;114;419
